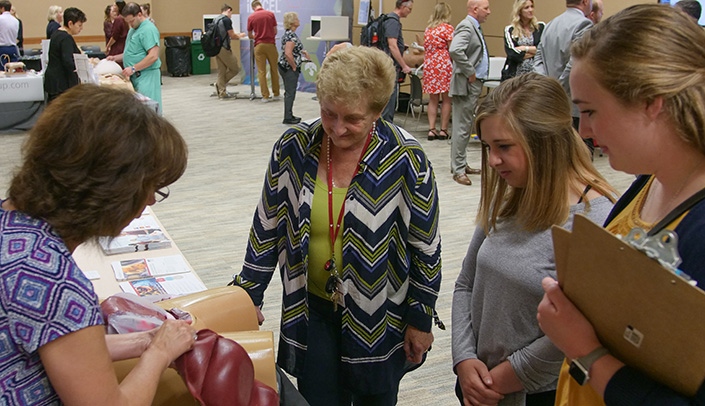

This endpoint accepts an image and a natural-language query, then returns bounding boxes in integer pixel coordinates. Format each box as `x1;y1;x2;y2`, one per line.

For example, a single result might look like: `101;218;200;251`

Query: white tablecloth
0;72;44;103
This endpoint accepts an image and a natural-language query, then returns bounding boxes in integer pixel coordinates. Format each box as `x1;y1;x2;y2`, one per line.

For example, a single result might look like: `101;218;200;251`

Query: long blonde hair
510;0;538;39
476;73;617;232
573;4;705;157
427;2;451;29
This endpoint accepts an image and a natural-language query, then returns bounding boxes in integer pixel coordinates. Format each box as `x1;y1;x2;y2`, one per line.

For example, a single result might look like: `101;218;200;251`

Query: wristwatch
569;346;609;385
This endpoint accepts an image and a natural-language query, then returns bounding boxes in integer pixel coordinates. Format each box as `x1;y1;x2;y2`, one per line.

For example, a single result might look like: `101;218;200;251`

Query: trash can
164;36;191;77
190;41;210;75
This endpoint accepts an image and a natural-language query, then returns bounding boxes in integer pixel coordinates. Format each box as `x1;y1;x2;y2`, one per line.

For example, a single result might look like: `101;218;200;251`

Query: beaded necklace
323;123;374;309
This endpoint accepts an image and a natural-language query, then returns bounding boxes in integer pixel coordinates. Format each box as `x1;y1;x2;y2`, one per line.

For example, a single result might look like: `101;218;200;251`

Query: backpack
202;16;224;57
360;7;389;51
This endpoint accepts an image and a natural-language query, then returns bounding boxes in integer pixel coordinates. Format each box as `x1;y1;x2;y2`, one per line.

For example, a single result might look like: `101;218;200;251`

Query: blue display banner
239;0;349;93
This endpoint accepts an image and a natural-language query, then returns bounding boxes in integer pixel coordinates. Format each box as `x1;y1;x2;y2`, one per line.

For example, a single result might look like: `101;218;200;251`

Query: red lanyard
326;125;374;249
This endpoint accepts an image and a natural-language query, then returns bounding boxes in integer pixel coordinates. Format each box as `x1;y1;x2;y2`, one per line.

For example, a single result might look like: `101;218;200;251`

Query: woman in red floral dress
423;2;454;141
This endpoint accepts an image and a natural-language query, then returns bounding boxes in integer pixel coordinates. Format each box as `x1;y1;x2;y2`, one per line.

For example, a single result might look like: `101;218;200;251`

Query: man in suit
534;0;592;131
449;0;491;186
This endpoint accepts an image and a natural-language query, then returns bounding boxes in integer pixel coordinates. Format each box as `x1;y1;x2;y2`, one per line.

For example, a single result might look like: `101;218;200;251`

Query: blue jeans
0;45;19;63
297;294;400;406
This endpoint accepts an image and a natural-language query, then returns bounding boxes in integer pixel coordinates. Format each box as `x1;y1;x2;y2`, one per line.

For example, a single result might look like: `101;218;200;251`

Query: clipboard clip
621;228;696;285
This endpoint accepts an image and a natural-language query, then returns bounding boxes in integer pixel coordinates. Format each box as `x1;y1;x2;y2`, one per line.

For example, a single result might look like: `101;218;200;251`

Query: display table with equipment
71;207;279;405
0;72;45;131
72;207;204;300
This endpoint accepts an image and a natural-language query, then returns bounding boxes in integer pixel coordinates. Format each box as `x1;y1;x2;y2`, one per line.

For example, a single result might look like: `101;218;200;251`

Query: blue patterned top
233;118;442;394
0;206;104;405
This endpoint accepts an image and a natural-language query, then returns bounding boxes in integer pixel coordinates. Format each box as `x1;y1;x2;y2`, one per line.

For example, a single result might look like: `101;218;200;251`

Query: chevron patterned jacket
234;118;442;394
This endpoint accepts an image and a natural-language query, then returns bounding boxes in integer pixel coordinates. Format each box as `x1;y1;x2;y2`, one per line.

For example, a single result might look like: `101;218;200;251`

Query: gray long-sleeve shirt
452;197;613;405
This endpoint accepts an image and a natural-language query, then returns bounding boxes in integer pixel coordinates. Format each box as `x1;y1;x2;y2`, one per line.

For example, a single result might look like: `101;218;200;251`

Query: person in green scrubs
107;2;162;113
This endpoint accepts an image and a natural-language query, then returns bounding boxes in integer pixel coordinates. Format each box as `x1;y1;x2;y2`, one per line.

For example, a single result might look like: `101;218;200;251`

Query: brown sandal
438;129;450;140
428;129;439;141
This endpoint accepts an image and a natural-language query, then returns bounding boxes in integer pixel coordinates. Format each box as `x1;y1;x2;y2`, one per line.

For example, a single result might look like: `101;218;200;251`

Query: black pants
278;65;299;120
297;294;400;406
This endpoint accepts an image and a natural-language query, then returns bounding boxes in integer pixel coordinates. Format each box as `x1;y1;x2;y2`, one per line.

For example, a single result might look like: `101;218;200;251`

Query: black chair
81;45;106;59
23;48;41;56
80;45;101;53
403;72;429;130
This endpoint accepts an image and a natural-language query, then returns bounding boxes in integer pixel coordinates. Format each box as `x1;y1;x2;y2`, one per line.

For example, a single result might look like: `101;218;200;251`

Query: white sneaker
261;97;272;103
272;95;283;101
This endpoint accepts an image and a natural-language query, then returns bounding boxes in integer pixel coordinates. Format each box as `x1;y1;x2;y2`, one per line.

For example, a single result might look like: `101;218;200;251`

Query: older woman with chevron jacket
232;46;442;406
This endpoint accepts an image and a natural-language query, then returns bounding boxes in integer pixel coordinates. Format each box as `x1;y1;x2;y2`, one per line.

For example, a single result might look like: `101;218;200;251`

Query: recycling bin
190;41;211;75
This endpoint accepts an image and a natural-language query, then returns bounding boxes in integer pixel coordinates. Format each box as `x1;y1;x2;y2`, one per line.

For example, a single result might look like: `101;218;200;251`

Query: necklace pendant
324;258;335;272
325;274;338;294
331;291;340;311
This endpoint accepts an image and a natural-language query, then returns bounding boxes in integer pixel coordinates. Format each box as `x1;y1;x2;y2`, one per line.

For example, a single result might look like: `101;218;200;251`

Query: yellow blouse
555;176;685;405
307;177;346;300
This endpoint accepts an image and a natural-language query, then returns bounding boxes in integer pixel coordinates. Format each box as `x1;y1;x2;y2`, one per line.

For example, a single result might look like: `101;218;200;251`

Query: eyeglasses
155;186;170;203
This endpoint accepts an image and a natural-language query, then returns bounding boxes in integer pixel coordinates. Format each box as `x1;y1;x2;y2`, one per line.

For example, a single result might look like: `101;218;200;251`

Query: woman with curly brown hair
0;85;195;405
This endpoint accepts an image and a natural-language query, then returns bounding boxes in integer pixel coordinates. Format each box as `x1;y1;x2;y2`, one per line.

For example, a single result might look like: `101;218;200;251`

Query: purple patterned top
0;206;104;405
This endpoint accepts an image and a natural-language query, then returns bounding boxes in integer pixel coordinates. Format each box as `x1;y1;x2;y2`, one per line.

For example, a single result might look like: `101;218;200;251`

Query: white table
0;72;45;131
0;72;44;103
306;36;350;55
72;207;205;300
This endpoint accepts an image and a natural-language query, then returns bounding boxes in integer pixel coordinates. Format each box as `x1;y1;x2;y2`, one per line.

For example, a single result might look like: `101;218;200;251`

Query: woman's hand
105;329;155;361
146;319;196;364
404;325;433;364
255;306;265;326
106;54;123;63
41;324;195;405
456;359;504;406
537;277;601;359
538;277;626;396
326;42;352;57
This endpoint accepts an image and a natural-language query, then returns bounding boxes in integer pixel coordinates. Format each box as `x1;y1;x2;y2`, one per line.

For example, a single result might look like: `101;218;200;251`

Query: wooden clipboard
552;214;705;397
